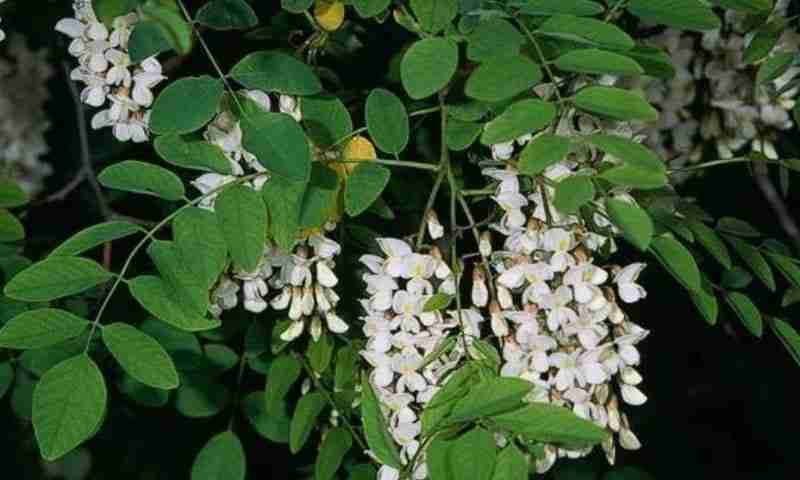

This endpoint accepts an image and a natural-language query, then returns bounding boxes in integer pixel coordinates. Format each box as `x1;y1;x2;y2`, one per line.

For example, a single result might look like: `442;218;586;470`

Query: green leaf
447;377;533;424
424;293;454;312
0;210;25;242
102;323;179;390
538;15;635;50
721;267;753;289
33;355;107;461
0;309;89;350
491;402;609;446
685;220;732;269
98;160;185;201
290;392;326;453
764;252;800;287
175;377;230;418
401;38;459;100
191;431;246;480
265;355;302;414
361;373;403;469
282;0;315;13
215;185;267;272
128;20;172;63
481;99;556;145
553;176;595;215
299;164;340;229
0;178;29;208
243;392;290;443
491;445;528;480
724;236;775;291
240;110;312;182
50;221;143;257
725;292;763;337
0;362;13;399
717;0;773;12
263;176;306;252
174;207;228;290
366;89;410;154
627;0;720;32
586;134;665;173
196;0;258;30
446;119;483;151
770;318;800;367
717;217;761;237
154;134;233;174
150;76;224;135
575;87;658;122
316;427;353;480
230;51;322;95
302;94;354;148
410;0;458;33
555;49;644;76
782;287;800;307
119;374;170;407
345;163;391;217
352;0;391;17
622;46;676;79
649;236;701;292
598;165;668;190
334;345;359;392
422;363;479;435
466;55;543;103
447;427;497;480
148;240;209;315
129;276;221;332
517;0;604;16
466;18;525;62
606;199;654;251
743;19;783;64
92;0;139;26
307;332;334;373
690;277;719;326
757;52;795;85
140;3;194;55
4;257;112;302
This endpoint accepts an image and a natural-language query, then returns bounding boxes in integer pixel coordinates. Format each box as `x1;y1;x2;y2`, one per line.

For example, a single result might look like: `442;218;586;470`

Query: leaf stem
332;158;439;171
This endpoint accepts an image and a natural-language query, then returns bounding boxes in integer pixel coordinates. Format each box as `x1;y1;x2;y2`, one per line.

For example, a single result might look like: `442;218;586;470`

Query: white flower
541;228;575;272
614;263;647;303
426;211;444;240
376;238;413;278
540;286;578;332
563;263;609;309
549;349;608;391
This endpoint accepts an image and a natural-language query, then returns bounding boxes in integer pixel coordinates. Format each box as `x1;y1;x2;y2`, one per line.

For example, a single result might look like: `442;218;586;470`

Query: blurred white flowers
56;2;166;143
1;34;55;196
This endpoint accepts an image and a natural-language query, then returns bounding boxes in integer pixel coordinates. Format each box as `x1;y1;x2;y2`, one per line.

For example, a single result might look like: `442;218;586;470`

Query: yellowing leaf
315;0;345;31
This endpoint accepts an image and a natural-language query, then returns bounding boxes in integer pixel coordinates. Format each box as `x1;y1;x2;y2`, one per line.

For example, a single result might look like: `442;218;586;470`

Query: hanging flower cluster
192;89;347;342
359;238;484;480
55;1;166;143
476;134;650;472
1;34;54;195
641;0;799;174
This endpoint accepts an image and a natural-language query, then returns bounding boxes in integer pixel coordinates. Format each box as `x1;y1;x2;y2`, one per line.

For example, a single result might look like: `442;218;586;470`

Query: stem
175;0;243;111
332;158;439;171
83;173;267;352
457;194;496;300
668;157;790;173
296;354;368;451
332;106;441;148
415;170;446;250
516;20;564;105
63;62;111;220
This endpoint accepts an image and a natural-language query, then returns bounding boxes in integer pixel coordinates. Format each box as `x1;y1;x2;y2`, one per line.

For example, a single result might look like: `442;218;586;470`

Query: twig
752;160;800;251
37;166;88;204
63;62;111;220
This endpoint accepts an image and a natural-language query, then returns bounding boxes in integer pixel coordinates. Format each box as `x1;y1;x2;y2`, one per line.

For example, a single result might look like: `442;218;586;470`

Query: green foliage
302;94;354;148
191;431;246;480
196;0;258;30
33;355;107;461
262;176;306;252
606;199;654;251
98;160;185;200
466;18;525;62
626;0;721;32
150;77;225;135
316;427;353;480
366;89;409;154
519;134;571;175
4;257;112;302
555;49;644;76
290;392;326;453
465;55;543;102
553;176;595;215
724;292;763;337
240;110;312;182
0;309;89;350
50;221;143;257
154;134;234;174
345;163;391;217
230;51;322;95
401;38;459;100
214;185;267;272
649;236;701;292
574;87;658;122
102;323;180;389
481;99;556;145
360;374;403;469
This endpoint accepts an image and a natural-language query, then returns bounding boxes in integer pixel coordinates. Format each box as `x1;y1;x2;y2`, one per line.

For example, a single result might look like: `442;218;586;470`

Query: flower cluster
641;0;799;176
359;238;484;480
56;1;166;143
1;34;55;195
478;140;649;471
192;89;346;341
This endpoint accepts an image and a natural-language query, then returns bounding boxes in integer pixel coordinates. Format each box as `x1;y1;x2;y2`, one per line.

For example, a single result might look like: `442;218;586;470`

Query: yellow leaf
314;0;345;32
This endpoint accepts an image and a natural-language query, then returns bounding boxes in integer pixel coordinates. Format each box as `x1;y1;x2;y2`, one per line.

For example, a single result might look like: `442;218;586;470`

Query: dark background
2;1;800;478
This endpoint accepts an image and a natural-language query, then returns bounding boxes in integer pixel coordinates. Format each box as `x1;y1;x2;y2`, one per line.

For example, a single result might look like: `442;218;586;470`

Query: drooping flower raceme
476;139;649;472
0;0;6;43
1;34;55;196
359;238;484;480
56;1;167;142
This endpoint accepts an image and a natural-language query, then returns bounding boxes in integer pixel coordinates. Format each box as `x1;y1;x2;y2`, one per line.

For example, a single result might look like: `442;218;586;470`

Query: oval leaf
481;99;556;145
466;55;543;103
150;76;224;135
191;431;246;480
606;199;654;251
0;309;89;350
345;163;391;217
575;86;658;122
102;323;179;390
366;89;410;154
215;185;267;272
401;38;459;100
230;51;322;95
98;160;185;201
4;257;112;302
